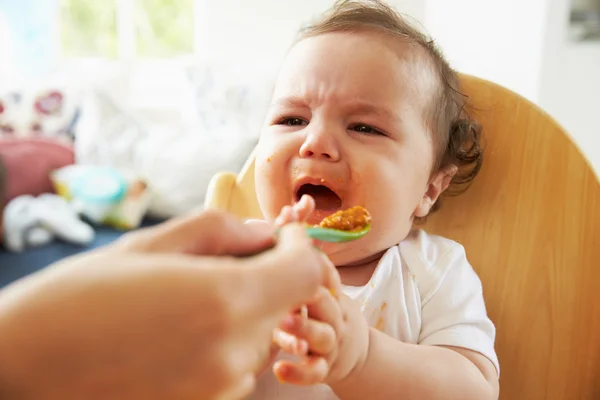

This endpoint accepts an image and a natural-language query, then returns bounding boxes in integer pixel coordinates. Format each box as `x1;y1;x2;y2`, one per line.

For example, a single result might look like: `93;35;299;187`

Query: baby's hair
297;0;483;219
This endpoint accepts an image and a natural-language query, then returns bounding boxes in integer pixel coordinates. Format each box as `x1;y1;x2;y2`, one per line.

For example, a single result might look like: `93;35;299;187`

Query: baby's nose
300;148;334;159
298;132;340;161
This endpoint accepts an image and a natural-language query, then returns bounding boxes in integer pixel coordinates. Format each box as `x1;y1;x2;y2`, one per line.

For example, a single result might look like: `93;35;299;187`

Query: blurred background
0;0;598;277
0;0;598;219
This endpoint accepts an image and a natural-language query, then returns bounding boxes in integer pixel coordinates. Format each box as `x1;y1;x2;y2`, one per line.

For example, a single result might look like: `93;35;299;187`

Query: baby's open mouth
296;184;342;210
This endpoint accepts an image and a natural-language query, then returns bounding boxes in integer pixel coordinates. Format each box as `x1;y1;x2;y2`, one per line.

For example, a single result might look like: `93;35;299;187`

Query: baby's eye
350;124;384;136
278;117;307;126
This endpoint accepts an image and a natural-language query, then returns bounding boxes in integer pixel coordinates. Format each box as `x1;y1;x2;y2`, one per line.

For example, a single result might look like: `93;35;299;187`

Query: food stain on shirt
376;316;385;331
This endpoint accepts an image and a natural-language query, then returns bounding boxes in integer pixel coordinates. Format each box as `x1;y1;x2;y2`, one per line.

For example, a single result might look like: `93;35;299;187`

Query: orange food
319;206;371;231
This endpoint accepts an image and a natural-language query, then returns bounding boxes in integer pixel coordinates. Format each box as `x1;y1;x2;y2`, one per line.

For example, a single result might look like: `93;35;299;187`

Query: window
59;0;195;60
60;0;118;59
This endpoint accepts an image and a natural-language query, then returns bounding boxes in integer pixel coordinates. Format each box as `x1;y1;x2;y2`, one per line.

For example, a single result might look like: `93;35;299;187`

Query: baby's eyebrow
345;101;401;124
270;97;401;124
270;96;307;108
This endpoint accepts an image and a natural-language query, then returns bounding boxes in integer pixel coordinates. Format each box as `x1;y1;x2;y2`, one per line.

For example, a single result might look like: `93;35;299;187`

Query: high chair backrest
203;75;600;400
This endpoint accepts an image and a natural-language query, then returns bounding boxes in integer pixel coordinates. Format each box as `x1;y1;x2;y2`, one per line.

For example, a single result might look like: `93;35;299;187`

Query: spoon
304;224;371;243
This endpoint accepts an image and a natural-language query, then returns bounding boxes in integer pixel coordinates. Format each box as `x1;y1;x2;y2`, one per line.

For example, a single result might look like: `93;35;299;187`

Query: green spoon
239;224;371;258
304;224;371;243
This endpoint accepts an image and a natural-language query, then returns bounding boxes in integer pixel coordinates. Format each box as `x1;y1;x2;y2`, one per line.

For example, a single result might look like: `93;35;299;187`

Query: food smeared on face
319;206;371;231
292;166;303;178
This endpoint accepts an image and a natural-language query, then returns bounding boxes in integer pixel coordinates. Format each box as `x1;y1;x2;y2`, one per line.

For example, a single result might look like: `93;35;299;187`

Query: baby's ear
414;165;457;218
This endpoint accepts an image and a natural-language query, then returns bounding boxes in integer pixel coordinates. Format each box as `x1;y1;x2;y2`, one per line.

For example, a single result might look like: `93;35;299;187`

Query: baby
248;1;499;399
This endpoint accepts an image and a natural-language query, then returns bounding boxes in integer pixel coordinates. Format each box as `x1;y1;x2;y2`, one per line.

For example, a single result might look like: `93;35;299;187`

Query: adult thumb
116;210;275;256
243;223;332;316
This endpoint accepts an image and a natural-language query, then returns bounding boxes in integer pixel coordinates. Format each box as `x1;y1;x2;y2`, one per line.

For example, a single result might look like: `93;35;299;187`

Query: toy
51;165;152;230
2;193;94;253
0;87;77;142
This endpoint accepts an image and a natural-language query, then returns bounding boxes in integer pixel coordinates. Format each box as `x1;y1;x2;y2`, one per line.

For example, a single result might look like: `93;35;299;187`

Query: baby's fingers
293;195;315;222
272;328;308;356
273;356;329;385
306;286;344;334
275;195;316;227
279;314;337;355
275;205;298;227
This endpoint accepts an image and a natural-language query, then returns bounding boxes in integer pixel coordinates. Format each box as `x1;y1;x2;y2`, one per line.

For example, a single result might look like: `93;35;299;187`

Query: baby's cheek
256;157;273;177
255;160;286;220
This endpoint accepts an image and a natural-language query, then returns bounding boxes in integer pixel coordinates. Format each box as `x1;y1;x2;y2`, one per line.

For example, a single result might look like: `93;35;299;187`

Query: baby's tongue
309;186;342;211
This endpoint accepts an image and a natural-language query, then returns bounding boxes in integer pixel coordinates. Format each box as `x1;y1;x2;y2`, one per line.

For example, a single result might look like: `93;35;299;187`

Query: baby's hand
275;194;315;227
272;287;370;386
247;195;323;377
243;195;314;239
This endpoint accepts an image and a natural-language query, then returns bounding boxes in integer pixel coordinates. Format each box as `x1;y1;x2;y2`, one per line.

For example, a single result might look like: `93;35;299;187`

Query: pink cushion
0;138;75;204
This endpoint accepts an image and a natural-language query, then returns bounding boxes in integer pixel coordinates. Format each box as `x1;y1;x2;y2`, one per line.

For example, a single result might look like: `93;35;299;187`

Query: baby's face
255;32;440;266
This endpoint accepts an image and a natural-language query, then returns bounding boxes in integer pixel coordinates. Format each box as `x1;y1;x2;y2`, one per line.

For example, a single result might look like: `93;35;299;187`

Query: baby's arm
330;331;499;400
275;294;498;400
330;246;499;400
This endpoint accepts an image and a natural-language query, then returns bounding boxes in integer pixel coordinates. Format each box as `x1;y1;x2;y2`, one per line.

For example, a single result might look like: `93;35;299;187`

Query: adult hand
0;210;338;400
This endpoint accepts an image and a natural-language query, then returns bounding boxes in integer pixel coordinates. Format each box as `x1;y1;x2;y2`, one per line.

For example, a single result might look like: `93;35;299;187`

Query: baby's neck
336;249;386;287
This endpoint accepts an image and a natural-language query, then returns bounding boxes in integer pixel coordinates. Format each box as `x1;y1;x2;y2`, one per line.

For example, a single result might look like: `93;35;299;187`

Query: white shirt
249;229;499;399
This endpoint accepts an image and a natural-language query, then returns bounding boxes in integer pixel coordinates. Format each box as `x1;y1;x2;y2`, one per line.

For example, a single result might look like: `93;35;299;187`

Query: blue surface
0;218;164;288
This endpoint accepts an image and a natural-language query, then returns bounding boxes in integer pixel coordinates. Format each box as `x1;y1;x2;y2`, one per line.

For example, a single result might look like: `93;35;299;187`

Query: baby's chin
319;237;392;269
314;241;338;254
315;241;363;265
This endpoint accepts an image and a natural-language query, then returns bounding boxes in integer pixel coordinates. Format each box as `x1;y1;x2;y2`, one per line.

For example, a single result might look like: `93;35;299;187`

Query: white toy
2;193;94;252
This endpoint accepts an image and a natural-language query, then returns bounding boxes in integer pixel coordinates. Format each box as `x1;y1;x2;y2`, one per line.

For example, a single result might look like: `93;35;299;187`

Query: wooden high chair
204;75;600;400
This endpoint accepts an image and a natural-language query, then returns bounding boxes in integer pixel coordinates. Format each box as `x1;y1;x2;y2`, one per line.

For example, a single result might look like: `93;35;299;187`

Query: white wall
195;0;425;64
196;0;332;65
541;44;600;175
424;0;549;104
539;0;600;173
